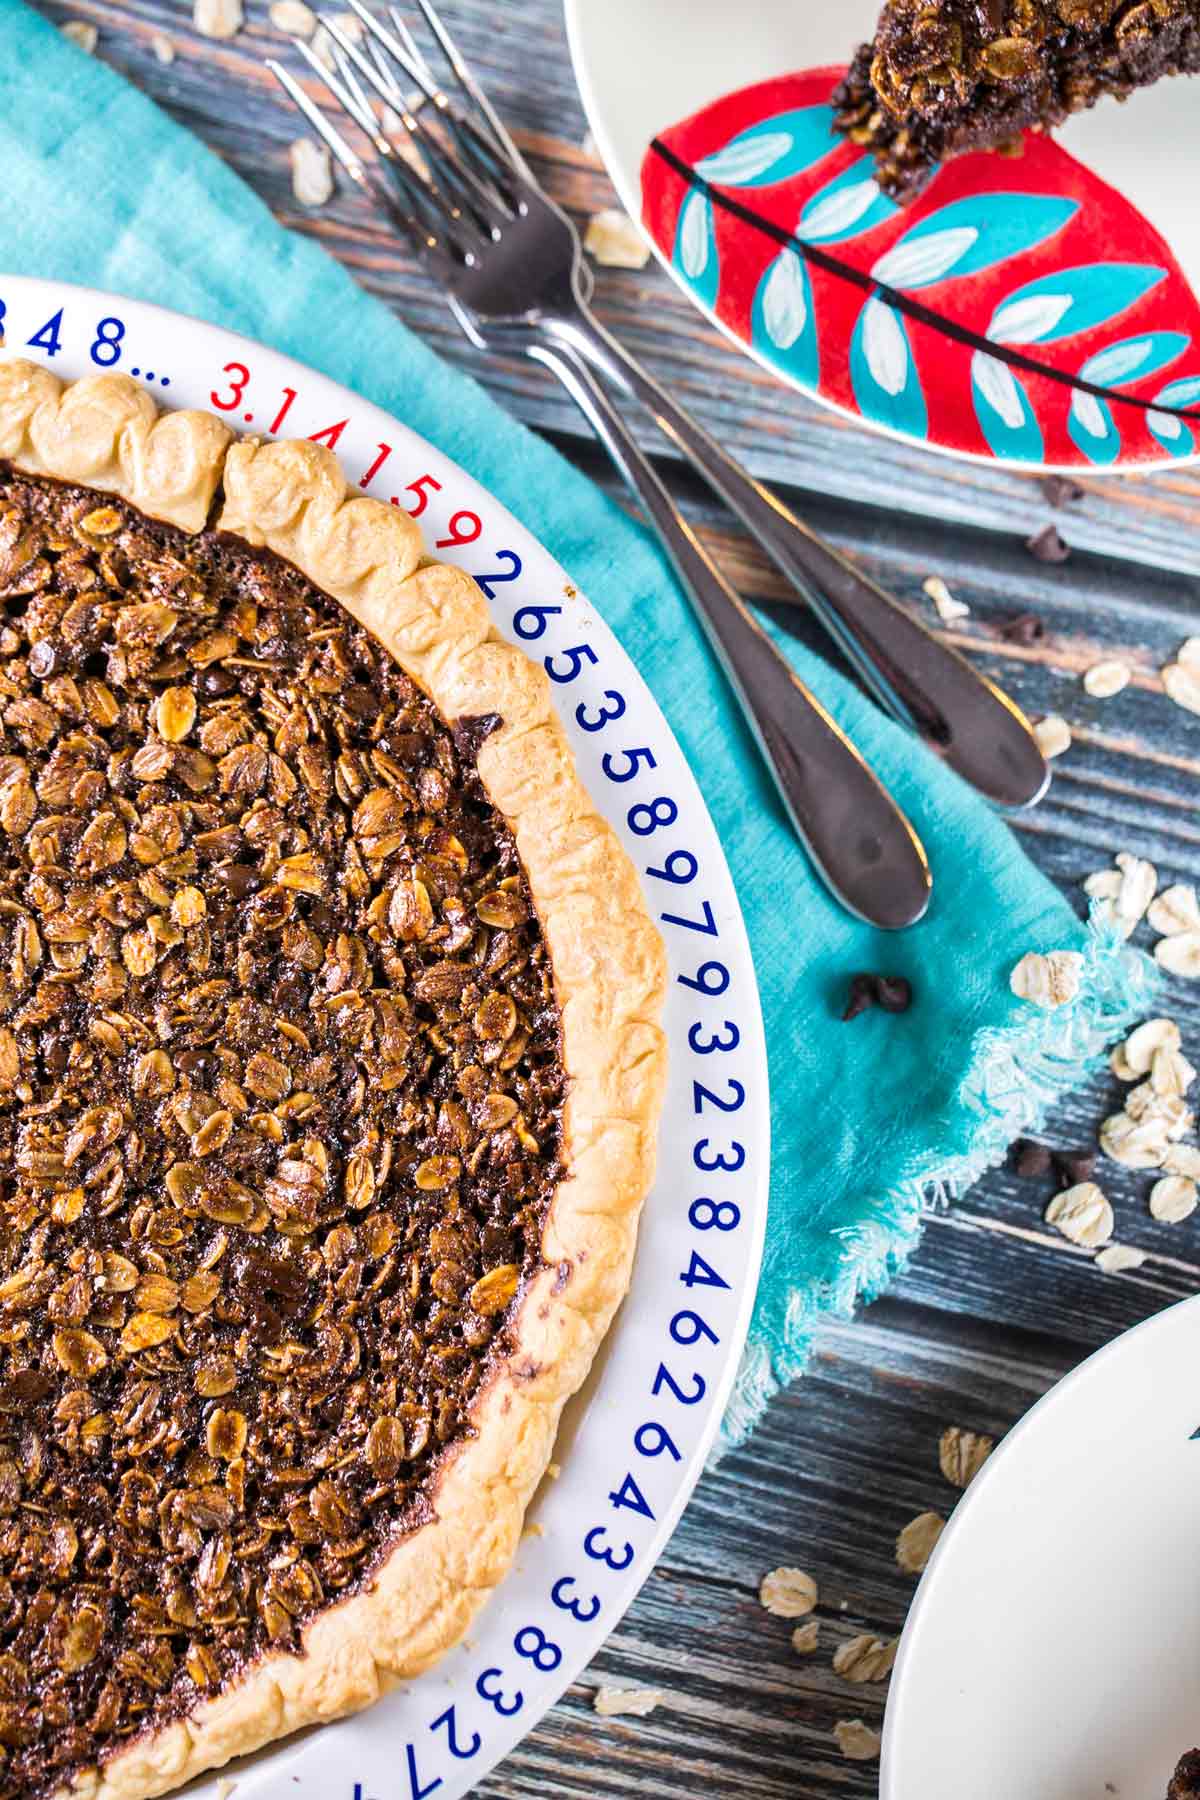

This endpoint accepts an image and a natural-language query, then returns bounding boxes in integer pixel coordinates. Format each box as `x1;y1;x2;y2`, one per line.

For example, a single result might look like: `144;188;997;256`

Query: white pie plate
565;0;1200;474
0;275;769;1800
882;1294;1200;1800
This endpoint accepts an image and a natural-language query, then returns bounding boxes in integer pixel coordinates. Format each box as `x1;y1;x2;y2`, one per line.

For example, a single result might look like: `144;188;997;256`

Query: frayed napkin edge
716;908;1161;1454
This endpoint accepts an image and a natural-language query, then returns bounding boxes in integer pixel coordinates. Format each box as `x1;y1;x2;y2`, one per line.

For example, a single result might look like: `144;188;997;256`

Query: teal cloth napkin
0;3;1154;1443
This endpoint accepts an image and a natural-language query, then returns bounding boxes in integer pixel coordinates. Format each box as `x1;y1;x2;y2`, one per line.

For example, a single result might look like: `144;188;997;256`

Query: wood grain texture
21;3;1200;1795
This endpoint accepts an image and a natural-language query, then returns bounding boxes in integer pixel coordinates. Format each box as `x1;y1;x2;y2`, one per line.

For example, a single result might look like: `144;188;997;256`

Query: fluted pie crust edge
0;360;668;1800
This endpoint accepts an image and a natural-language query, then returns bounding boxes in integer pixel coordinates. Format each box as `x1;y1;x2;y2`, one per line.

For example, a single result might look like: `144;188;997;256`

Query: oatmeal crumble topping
0;468;565;1800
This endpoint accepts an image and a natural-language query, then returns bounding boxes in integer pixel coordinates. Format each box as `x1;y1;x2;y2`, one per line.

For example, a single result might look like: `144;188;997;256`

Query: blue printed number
473;549;522;598
628;796;677;835
634;1420;682;1461
576;690;625;732
680;1249;729;1292
405;1743;442;1800
431;1704;481;1761
584;1524;635;1570
695;1137;744;1173
653;1362;706;1406
602;746;656;783
512;602;561;640
514;1625;562;1672
671;1308;719;1347
688;1018;739;1054
690;1195;740;1231
662;898;718;936
551;1573;601;1622
609;1470;655;1521
476;1666;522;1715
680;960;730;996
647;848;697;885
90;317;125;367
27;309;64;358
693;1078;744;1114
545;642;597;683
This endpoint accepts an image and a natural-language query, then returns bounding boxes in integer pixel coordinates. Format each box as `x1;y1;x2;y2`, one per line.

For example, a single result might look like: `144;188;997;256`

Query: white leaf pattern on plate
971;352;1026;429
872;226;979;290
799;177;881;244
761;250;808;348
679;189;711;279
695;130;793;185
862;296;908;396
988;292;1073;344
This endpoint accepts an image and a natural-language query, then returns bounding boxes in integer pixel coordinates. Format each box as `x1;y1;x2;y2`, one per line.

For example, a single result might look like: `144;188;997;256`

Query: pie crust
0;359;668;1800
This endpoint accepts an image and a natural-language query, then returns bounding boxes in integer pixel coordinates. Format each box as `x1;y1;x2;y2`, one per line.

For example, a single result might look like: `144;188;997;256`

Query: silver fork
270;6;936;928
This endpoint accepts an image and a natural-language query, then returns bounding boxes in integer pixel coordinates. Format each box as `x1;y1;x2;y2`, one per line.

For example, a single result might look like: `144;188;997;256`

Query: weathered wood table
29;2;1200;1791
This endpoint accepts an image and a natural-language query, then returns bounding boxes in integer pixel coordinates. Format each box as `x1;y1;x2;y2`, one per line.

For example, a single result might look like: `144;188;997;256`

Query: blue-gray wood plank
24;2;1200;1792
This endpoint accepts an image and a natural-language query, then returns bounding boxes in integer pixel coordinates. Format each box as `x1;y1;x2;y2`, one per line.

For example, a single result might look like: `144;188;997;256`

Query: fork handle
546;310;1048;813
526;340;931;929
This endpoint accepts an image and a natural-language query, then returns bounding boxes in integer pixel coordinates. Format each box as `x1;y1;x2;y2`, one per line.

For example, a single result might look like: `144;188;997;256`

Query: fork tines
269;1;522;259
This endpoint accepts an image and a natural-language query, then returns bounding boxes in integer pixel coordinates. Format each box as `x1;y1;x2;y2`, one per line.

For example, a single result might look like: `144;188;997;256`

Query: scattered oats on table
834;1719;882;1762
1044;1182;1113;1248
194;0;243;40
1095;1244;1147;1274
1149;884;1200;937
1155;931;1200;978
759;1566;818;1618
1085;851;1158;937
269;0;317;32
584;209;652;270
1163;1143;1200;1178
60;19;97;52
791;1619;820;1654
1121;1017;1181;1076
832;1634;898;1683
1032;713;1071;759
151;31;175;63
1009;948;1083;1008
896;1512;944;1574
1082;658;1131;699
593;1685;665;1718
290;138;334;208
922;575;969;623
1162;660;1200;716
1149;1175;1198;1223
938;1425;994;1489
1100;1109;1170;1170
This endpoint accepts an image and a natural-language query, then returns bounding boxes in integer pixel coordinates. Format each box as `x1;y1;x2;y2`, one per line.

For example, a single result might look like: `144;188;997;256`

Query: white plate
565;0;1200;474
883;1295;1200;1800
0;276;769;1800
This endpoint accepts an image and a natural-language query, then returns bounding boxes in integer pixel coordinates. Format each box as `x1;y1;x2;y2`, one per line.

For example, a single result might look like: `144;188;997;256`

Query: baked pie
0;360;667;1800
834;0;1200;200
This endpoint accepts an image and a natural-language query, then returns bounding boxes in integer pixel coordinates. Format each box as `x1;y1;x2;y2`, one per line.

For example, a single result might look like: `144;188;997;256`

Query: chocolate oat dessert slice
1169;1749;1200;1798
834;0;1200;201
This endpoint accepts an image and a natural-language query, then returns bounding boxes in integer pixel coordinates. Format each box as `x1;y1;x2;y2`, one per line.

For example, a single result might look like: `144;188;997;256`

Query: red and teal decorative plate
565;0;1200;472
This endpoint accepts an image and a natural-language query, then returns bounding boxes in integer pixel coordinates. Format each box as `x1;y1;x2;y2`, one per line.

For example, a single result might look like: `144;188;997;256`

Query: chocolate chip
841;973;878;1021
203;667;237;696
841;973;912;1019
27;640;60;679
216;861;261;898
1026;523;1071;564
1012;1137;1052;1179
1054;1148;1096;1186
875;975;912;1014
999;610;1046;646
1039;474;1084;508
343;683;380;721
